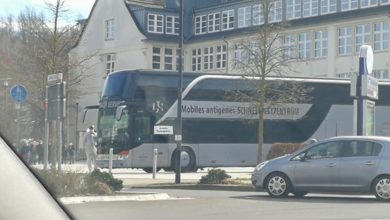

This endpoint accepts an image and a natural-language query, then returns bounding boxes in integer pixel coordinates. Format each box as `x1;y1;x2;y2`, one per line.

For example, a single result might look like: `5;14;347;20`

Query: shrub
199;169;231;184
267;143;305;160
33;168;123;197
88;169;123;192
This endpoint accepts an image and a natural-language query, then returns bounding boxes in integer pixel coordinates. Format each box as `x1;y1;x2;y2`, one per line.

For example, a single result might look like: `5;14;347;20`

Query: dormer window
148;14;164;33
166;16;179;35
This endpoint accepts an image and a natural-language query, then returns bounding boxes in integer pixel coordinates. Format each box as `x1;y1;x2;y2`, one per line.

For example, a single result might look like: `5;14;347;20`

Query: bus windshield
98;108;130;152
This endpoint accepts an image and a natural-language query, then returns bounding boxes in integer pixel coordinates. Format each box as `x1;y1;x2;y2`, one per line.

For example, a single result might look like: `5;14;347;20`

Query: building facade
70;0;390;135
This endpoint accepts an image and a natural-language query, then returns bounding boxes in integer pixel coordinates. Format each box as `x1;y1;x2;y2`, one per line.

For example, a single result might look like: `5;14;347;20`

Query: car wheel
373;176;390;201
265;173;291;198
292;191;308;198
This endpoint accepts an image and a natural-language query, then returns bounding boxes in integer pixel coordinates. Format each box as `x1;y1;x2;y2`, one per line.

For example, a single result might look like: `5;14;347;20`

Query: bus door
131;113;169;168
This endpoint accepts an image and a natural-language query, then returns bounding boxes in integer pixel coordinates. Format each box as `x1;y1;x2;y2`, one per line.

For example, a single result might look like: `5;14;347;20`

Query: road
66;188;390;220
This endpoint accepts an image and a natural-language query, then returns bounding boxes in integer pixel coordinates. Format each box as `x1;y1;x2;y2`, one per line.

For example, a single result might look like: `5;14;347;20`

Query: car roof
325;136;390;143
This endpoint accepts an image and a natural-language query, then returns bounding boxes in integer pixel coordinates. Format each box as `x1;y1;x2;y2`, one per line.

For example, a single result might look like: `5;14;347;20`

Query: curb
131;184;258;192
60;193;170;204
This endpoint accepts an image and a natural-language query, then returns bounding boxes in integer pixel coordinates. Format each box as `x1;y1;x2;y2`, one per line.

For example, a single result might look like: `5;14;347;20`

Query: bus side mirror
116;105;127;121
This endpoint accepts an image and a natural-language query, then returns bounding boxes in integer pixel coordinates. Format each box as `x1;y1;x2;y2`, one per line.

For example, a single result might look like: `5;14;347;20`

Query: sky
0;0;95;21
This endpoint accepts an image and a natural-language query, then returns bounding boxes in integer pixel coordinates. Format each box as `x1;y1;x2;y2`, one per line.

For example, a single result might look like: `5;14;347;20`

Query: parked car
252;136;390;200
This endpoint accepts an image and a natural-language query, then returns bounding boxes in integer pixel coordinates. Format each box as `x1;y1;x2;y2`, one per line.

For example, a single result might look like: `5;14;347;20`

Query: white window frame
166;16;179;35
374;22;389;51
320;0;336;15
314;30;328;58
303;0;319;18
148;14;164;34
269;0;283;23
238;6;252;28
152;47;161;70
299;32;312;59
360;0;379;8
208;13;221;33
105;53;116;75
341;0;358;11
284;34;297;60
192;48;202;71
222;10;235;31
252;4;264;26
164;48;173;70
195;15;207;35
373;69;389;80
338;27;353;56
287;0;302;20
105;19;115;40
203;47;214;70
216;45;227;69
355;24;371;53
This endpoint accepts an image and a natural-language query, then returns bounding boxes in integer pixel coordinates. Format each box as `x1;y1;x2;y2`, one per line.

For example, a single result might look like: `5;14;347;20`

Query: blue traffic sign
10;84;28;103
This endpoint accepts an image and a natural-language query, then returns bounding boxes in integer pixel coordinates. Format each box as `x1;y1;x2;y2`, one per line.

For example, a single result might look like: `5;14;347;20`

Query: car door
338;140;383;190
293;141;342;189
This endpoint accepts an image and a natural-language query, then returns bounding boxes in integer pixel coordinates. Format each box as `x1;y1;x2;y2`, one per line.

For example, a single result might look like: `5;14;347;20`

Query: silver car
251;136;390;200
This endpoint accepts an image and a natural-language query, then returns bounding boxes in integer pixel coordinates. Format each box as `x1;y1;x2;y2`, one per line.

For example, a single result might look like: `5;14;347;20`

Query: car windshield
2;0;390;219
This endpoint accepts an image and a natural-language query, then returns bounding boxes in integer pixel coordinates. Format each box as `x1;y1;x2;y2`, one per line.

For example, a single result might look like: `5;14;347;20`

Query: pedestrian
68;142;75;164
62;144;67;164
83;125;97;172
37;141;44;164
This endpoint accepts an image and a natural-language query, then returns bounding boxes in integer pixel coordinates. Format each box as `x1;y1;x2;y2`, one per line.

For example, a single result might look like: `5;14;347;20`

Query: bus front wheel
171;147;197;172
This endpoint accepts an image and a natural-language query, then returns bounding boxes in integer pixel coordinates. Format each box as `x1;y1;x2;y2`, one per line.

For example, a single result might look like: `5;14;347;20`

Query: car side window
305;141;342;160
356;141;382;157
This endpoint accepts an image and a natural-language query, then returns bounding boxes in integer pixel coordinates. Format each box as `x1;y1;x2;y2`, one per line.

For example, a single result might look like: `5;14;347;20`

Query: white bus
92;70;390;172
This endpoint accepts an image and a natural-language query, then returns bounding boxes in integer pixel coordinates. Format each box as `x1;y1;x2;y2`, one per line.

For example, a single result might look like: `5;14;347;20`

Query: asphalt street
53;165;390;220
66;188;390;220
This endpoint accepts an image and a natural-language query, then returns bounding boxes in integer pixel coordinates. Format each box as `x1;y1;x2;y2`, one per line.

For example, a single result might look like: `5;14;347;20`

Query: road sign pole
15;103;20;149
57;83;63;172
44;86;49;170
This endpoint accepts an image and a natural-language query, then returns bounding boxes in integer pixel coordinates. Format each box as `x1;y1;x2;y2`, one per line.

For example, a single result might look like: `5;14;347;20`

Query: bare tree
232;0;310;163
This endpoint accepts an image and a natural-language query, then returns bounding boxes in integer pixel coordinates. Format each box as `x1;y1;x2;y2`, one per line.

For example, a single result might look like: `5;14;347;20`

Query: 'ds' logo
152;100;165;113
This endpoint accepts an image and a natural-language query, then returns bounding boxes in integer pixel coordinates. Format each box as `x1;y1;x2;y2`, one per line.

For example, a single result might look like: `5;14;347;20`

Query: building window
303;0;319;17
356;24;371;52
252;4;264;25
238;6;252;28
148;14;163;34
373;69;389;79
195;15;207;35
269;0;283;23
381;0;390;5
208;13;221;33
337;72;353;79
314;30;327;58
105;19;115;40
222;10;235;31
166;16;179;35
203;47;214;70
360;0;379;8
284;34;297;60
320;0;336;15
164;48;173;70
374;22;389;51
299;32;312;59
192;48;202;71
341;0;358;11
338;27;353;55
152;47;161;70
287;0;302;20
216;45;227;69
105;53;116;75
234;45;247;67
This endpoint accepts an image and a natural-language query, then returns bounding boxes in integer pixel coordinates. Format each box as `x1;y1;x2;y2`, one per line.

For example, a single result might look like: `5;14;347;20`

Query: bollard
152;148;158;179
109;148;113;174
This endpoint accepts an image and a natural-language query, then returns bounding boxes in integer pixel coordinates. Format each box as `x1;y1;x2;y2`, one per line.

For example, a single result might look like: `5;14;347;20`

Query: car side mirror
298;153;306;162
116;105;127;121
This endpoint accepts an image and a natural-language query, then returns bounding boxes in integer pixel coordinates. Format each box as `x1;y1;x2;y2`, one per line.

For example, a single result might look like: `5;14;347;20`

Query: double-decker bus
92;69;390;172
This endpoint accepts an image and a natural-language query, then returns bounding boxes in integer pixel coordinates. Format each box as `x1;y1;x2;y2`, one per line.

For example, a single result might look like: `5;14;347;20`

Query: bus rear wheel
142;168;161;173
171;147;197;172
